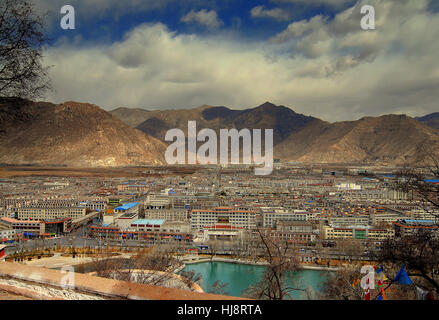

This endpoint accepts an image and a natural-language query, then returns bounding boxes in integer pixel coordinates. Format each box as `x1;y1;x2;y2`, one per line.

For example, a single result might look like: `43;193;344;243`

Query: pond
179;261;330;299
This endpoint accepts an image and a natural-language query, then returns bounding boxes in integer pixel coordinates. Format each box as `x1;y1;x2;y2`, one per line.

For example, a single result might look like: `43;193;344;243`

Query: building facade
190;207;257;231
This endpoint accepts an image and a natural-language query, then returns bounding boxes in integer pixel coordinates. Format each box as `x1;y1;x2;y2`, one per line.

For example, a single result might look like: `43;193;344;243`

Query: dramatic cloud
43;0;439;122
250;6;291;22
271;0;355;7
34;0;172;21
181;9;223;29
270;15;327;43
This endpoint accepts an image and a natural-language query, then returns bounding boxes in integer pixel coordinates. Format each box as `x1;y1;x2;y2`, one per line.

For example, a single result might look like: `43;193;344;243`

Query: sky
33;0;439;121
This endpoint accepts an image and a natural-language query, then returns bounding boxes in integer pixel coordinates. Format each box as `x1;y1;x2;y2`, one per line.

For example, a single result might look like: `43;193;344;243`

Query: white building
190;207;257;231
261;207;309;227
17;207;87;220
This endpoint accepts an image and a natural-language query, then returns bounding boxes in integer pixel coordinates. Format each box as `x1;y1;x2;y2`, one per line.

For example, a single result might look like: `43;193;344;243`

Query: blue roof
402;219;435;223
425;179;439;183
132;219;165;225
114;202;139;211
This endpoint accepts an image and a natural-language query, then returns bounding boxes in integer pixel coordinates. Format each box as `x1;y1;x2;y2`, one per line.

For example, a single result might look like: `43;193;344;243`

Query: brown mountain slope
113;102;321;145
110;107;151;128
0;99;165;167
276;114;439;164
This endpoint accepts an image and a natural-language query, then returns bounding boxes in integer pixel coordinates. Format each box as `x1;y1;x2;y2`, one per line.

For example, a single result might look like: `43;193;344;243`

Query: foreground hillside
0;99;165;167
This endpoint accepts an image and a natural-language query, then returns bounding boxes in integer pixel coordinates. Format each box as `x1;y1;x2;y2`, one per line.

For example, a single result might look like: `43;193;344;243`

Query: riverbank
178;260;331;299
177;255;339;272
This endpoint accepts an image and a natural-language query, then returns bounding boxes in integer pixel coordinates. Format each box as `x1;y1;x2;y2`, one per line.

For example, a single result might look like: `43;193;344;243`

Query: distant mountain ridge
416;113;439;131
113;102;322;146
111;103;439;165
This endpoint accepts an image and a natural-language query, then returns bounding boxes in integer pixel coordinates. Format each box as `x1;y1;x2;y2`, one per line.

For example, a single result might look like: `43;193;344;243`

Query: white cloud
250;6;291;22
270;15;327;42
181;9;223;29
43;0;439;122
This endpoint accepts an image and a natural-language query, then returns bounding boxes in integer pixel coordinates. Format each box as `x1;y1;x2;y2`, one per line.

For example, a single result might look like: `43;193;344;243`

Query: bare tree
360;147;439;299
371;229;439;295
207;280;229;296
242;228;304;300
393;145;439;221
0;0;51;99
320;265;365;300
92;245;194;289
179;270;202;288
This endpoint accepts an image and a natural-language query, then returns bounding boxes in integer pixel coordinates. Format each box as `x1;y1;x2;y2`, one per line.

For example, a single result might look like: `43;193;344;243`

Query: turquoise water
180;261;329;299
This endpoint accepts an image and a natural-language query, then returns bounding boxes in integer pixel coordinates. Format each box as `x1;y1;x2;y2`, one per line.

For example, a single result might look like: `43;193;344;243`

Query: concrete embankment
177;256;339;271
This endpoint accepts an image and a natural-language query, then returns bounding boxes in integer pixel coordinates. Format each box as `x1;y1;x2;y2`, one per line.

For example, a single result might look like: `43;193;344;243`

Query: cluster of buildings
1;165;438;262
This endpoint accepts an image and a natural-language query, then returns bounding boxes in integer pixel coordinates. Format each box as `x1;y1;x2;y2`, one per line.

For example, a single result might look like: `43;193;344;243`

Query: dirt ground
0;289;32;300
0;166;198;178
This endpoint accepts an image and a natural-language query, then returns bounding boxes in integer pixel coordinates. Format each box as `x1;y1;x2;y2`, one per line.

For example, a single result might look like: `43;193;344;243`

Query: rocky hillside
0;98;165;167
275;114;439;164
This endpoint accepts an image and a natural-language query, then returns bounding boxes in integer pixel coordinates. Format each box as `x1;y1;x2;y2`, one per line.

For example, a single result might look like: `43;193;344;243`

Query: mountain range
1;98;437;167
111;102;439;166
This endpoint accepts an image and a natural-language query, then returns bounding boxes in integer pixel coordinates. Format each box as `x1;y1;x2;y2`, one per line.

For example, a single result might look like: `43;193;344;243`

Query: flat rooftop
114;202;139;211
119;211;138;219
0;217;41;224
132;219;165;226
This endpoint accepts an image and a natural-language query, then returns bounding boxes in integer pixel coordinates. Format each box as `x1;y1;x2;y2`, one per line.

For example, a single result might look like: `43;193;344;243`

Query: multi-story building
130;219;165;232
117;183;149;193
114;211;139;230
407;209;439;221
144;194;170;209
261;207;309;227
272;221;316;244
328;215;370;227
17;207;87;220
159;221;191;234
0;217;43;236
144;209;188;222
113;202;140;215
89;219;193;244
190;207;257;231
370;213;403;226
323;225;394;241
393;219;439;237
80;200;107;211
42;218;72;235
0;228;16;241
